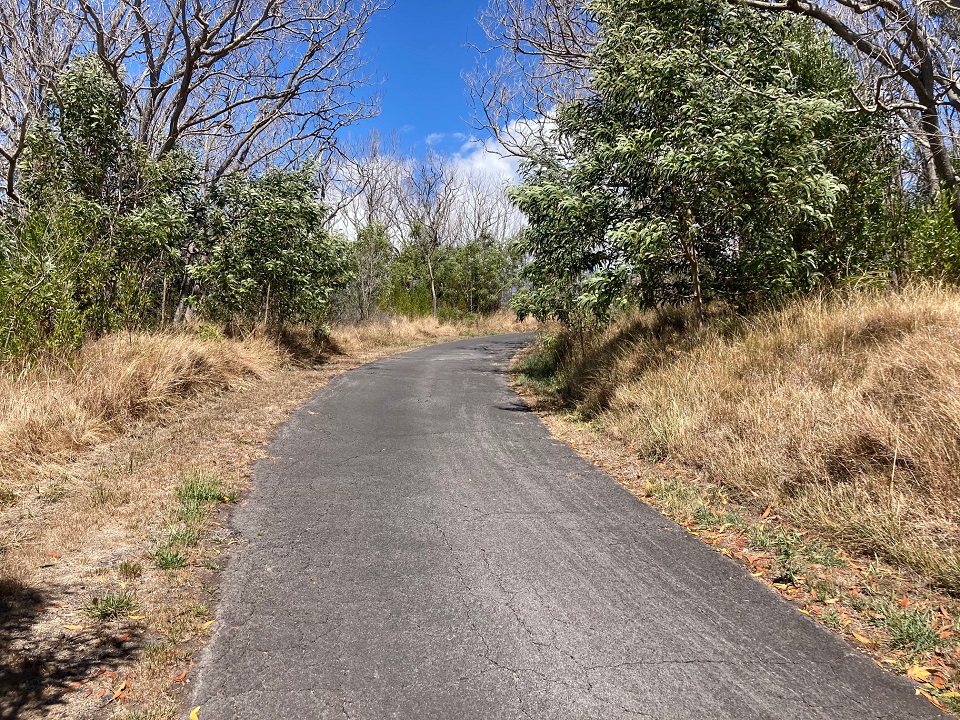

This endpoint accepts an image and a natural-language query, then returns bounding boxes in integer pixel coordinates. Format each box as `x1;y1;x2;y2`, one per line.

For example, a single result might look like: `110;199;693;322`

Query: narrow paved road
193;335;943;719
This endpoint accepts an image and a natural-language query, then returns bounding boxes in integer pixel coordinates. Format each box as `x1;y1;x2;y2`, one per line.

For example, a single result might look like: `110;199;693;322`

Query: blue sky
353;1;488;157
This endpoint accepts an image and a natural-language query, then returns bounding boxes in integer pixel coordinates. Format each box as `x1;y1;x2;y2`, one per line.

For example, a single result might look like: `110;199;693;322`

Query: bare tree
741;0;960;230
0;0;385;198
326;129;405;241
0;0;80;200
85;0;385;180
453;166;521;245
466;0;594;156
397;152;460;319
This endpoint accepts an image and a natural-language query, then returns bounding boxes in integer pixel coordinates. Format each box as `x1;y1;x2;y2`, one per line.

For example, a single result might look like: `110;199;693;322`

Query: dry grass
535;285;960;592
0;311;530;489
328;311;532;353
0;310;531;719
0;333;283;487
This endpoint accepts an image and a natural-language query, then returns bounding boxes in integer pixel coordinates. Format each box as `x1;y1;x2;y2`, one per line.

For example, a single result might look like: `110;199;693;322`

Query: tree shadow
496;398;533;413
0;579;143;719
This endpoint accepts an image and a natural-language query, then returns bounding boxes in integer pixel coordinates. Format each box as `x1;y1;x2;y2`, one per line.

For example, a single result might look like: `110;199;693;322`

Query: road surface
192;334;943;719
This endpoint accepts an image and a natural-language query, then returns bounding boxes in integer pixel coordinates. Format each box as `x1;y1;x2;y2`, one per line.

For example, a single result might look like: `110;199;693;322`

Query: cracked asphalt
192;334;944;719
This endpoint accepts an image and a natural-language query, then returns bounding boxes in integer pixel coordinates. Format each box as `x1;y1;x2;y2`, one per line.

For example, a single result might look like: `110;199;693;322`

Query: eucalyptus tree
396;152;460;319
511;0;893;323
741;0;960;231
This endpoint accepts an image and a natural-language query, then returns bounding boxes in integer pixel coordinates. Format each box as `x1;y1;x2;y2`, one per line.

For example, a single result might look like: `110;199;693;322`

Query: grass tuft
87;589;138;621
117;560;142;579
151;548;188;570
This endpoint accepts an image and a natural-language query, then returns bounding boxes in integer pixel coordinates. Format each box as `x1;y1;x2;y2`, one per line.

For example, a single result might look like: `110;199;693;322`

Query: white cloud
451;135;520;185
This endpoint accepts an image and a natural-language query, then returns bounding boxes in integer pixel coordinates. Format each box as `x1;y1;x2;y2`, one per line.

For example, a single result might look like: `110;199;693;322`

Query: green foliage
911;193;960;283
151;547;188;570
0;56;192;357
382;234;515;319
510;0;902;322
441;234;515;315
346;222;395;319
0;56;356;359
192;168;350;328
87;589;138;621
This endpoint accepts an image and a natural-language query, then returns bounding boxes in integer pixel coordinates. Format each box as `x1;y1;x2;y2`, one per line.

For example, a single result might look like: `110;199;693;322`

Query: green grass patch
882;604;941;655
514;337;562;397
87;589;138;621
152;547;188;570
175;472;233;524
853;595;947;657
165;525;200;547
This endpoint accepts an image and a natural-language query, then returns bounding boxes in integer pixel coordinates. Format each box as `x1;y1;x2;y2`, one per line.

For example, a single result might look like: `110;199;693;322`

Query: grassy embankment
513;285;960;713
0;312;532;720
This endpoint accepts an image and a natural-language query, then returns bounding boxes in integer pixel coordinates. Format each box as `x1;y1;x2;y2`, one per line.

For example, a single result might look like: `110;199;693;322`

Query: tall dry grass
329;311;533;353
0;333;283;486
546;286;960;591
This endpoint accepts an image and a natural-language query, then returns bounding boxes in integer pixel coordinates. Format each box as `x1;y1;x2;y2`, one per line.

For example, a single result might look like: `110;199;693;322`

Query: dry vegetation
0;311;532;719
513;285;960;712
533;285;960;591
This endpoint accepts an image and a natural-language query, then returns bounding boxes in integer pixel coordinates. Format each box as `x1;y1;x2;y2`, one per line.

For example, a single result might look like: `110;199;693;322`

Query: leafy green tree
443;234;515;315
346;222;395;320
510;0;899;323
192;168;351;329
0;56;192;357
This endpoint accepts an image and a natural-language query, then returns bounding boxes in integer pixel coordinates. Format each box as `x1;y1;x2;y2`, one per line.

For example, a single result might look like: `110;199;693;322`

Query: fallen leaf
47;552;61;559
898;596;910;608
173;669;188;683
111;680;129;702
96;689;106;699
63;625;87;631
852;633;875;646
202;620;215;630
907;665;932;682
118;631;130;642
761;505;772;520
916;688;946;710
190;707;201;720
127;614;146;620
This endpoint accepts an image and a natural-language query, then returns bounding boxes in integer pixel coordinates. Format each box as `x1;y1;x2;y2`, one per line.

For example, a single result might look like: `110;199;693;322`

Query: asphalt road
192;334;944;719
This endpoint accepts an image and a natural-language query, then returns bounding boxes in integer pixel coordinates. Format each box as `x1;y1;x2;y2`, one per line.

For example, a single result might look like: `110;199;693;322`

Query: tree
192;168;350;328
0;0;385;198
397;153;460;319
741;0;960;232
511;0;895;323
1;55;193;355
350;222;394;320
469;0;594;157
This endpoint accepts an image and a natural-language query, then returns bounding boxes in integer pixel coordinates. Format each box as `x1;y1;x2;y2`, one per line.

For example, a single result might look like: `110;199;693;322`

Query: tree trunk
682;207;704;327
263;282;271;327
427;255;438;319
920;106;960;233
